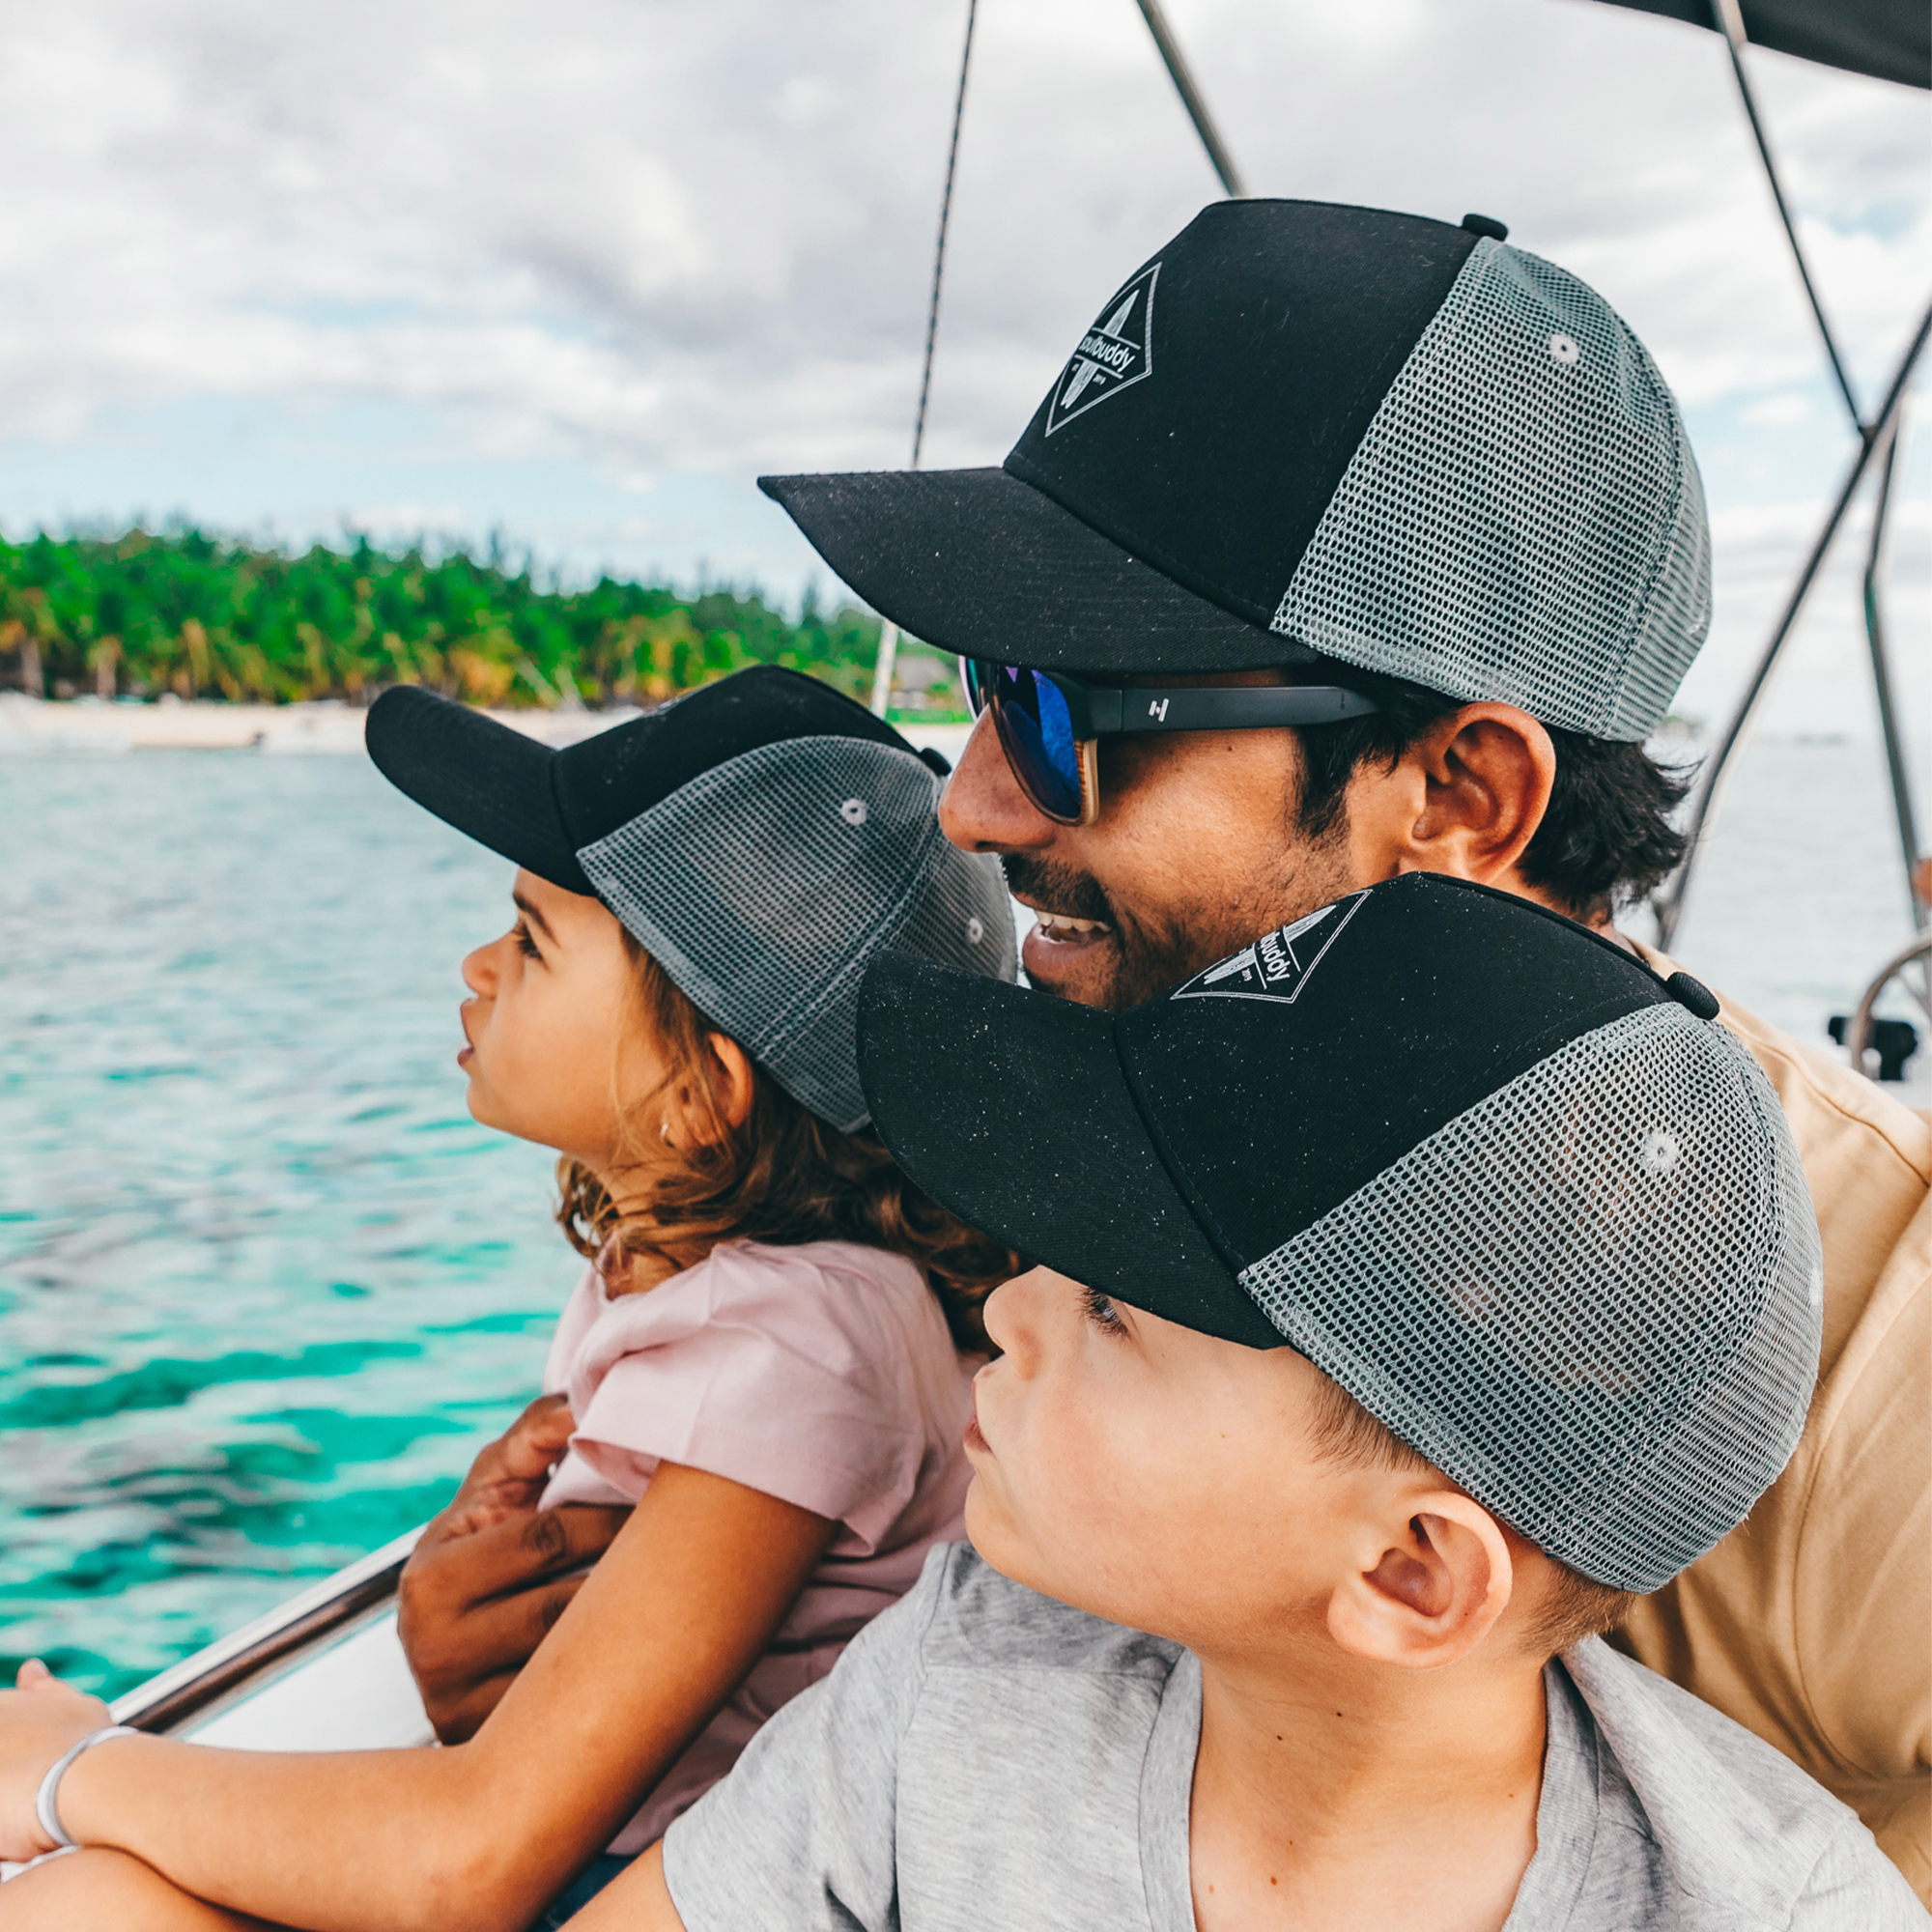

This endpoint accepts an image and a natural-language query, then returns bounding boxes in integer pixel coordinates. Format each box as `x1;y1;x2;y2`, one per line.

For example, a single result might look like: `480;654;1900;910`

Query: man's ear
1326;1490;1514;1669
1345;703;1556;893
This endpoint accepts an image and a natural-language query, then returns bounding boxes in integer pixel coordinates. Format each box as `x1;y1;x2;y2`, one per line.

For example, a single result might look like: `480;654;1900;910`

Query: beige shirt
1618;944;1931;1900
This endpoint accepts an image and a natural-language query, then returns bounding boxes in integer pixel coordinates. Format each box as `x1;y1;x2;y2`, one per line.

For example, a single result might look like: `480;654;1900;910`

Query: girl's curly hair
555;932;1017;1351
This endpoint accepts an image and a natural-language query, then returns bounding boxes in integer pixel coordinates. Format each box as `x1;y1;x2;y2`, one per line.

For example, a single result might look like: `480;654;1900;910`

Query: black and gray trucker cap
365;666;1015;1133
763;200;1711;743
858;873;1820;1592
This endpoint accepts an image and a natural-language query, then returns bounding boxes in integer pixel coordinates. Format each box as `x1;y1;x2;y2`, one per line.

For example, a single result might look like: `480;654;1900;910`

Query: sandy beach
0;694;973;763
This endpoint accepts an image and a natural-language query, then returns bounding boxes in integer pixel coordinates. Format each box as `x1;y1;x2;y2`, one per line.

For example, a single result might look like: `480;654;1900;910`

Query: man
753;198;1931;1894
400;198;1927;1892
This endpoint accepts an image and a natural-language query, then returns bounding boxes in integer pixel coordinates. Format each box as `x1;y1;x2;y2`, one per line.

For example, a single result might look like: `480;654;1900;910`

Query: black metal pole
1710;0;1862;432
1132;0;1246;199
1861;415;1925;930
1653;298;1932;950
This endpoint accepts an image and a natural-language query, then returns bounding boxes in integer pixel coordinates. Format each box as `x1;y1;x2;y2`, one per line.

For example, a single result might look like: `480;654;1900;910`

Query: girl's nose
461;941;497;997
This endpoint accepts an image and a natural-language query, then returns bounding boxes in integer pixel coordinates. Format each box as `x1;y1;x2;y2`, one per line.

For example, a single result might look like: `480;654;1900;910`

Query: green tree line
0;526;963;715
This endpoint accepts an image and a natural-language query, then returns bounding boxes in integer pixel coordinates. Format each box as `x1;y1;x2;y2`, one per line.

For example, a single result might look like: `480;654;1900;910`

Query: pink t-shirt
538;1236;975;1852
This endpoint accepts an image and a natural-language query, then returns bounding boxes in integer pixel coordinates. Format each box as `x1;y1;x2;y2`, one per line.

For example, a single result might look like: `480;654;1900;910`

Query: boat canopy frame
1634;0;1932;951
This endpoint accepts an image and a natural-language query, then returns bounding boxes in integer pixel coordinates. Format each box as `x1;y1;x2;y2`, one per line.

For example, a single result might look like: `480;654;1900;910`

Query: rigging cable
870;0;979;717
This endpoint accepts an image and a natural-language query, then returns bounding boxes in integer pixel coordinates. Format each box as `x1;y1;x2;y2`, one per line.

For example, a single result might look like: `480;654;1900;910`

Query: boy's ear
1325;1491;1514;1669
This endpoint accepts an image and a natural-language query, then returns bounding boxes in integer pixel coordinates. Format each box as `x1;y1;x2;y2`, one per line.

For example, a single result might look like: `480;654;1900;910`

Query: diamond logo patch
1042;263;1159;436
1170;893;1370;1006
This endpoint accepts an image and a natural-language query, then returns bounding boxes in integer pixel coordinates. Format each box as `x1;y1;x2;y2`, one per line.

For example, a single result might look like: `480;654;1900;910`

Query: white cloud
1739;391;1816;427
0;0;1923;735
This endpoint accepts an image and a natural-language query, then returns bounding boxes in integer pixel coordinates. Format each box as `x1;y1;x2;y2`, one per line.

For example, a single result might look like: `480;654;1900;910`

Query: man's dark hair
1291;665;1694;923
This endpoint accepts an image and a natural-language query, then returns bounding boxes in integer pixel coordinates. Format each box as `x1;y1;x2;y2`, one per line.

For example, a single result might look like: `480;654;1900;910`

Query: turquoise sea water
1;733;1925;1700
0;753;560;1698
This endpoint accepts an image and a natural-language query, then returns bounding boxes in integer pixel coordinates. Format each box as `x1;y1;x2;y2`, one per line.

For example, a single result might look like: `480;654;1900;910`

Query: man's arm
397;1394;631;1742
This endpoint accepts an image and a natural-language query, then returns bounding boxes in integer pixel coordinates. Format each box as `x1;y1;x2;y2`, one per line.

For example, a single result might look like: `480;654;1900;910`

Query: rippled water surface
1;734;1925;1699
2;753;560;1696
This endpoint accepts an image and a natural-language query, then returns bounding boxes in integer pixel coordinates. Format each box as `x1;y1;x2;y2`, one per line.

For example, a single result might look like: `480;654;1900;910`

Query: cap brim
364;687;594;895
858;952;1283;1349
760;468;1316;677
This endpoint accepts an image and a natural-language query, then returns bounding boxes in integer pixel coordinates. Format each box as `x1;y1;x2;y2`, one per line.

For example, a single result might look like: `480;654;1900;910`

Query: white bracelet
34;1725;138;1850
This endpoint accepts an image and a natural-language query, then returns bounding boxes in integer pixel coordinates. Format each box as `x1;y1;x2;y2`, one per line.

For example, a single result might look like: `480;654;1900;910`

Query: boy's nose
980;1270;1045;1376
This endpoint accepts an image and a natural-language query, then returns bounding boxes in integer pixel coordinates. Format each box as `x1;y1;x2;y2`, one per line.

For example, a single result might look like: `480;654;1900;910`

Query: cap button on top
1461;213;1509;241
1665;971;1721;1021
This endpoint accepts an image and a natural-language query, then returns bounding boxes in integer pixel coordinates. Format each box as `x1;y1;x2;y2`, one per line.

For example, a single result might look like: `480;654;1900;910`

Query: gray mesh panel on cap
1238;1003;1820;1591
1269;238;1712;741
577;736;1015;1133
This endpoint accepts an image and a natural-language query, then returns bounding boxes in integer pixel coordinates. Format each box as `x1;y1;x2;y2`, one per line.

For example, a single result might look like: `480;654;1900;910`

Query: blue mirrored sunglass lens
986;664;1081;818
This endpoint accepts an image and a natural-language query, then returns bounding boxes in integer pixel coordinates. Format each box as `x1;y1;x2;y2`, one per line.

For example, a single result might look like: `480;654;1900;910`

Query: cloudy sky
0;0;1925;739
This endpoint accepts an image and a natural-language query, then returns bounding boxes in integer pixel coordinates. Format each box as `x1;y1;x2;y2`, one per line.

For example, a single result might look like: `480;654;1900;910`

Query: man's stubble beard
1001;840;1356;1013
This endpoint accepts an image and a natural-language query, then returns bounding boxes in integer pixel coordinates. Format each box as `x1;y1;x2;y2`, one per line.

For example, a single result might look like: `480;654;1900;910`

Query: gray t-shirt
665;1545;1927;1931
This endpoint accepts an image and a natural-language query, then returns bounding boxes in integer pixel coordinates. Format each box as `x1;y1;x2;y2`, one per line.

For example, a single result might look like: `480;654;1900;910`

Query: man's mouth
1031;911;1114;943
1002;858;1120;987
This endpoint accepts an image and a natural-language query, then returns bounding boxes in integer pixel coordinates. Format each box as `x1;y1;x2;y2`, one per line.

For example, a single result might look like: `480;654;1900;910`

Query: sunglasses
960;658;1380;825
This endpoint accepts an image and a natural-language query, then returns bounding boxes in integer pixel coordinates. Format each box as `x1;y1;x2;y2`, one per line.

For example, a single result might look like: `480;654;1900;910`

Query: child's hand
0;1660;113;1861
397;1396;630;1744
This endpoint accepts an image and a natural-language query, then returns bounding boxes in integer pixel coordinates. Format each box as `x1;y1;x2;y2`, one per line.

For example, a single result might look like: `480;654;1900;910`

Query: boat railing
1844;931;1932;1092
110;1526;424;1736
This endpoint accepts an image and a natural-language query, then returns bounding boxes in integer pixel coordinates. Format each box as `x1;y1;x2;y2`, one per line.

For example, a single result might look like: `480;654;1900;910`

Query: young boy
580;873;1927;1931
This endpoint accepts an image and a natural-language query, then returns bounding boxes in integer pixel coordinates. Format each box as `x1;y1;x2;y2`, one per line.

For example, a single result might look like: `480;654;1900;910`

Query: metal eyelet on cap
1639;1127;1681;1178
1548;332;1580;367
839;798;867;826
965;917;985;945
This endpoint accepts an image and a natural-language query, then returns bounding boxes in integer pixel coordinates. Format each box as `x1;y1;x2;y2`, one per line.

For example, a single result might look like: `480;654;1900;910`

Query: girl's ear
704;1034;757;1133
1325;1491;1514;1670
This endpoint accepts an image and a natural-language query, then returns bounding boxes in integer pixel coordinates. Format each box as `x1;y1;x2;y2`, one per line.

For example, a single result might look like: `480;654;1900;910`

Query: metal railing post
1653;300;1932;950
1650;5;1929;948
1861;414;1926;931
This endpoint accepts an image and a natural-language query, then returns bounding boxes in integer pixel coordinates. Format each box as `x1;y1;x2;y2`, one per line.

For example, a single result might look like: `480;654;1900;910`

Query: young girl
0;666;1018;1931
